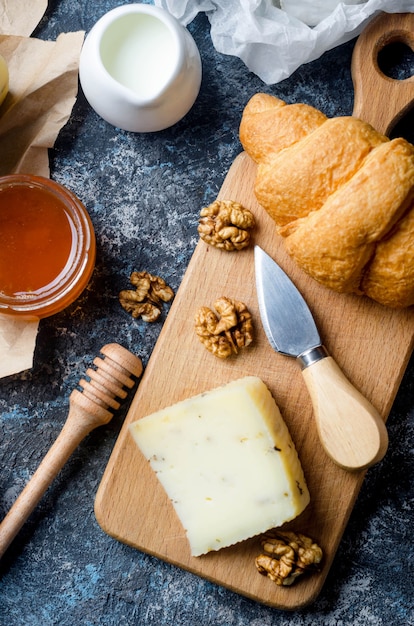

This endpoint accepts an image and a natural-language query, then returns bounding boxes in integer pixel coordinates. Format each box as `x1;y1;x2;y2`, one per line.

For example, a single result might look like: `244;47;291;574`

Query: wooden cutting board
95;12;414;610
95;149;414;609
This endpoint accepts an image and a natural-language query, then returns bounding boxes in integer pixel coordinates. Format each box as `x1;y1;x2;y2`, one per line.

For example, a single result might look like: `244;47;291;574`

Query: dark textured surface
1;2;414;624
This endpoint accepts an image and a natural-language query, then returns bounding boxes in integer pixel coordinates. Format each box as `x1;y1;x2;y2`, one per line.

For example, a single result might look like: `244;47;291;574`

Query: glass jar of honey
0;174;96;319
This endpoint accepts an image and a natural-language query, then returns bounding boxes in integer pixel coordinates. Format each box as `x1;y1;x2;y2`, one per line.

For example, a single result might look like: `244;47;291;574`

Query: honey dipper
0;343;143;558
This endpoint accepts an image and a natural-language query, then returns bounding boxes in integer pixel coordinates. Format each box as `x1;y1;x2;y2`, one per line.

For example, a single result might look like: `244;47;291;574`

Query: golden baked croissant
240;93;414;308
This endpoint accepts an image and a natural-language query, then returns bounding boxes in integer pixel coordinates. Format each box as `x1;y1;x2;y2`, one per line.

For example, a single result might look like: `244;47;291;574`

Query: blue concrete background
0;1;413;624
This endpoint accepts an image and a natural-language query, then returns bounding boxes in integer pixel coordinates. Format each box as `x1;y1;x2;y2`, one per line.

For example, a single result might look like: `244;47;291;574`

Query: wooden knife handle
301;356;389;471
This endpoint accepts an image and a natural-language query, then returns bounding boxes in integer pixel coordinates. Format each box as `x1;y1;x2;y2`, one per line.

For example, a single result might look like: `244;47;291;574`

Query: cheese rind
129;376;309;556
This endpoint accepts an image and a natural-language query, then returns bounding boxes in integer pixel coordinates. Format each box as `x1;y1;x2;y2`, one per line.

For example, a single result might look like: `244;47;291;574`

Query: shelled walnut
119;271;174;322
198;200;255;251
194;296;253;359
255;530;323;587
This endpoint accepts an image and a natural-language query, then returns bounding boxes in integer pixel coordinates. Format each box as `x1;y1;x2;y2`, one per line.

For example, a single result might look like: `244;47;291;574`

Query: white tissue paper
154;0;414;83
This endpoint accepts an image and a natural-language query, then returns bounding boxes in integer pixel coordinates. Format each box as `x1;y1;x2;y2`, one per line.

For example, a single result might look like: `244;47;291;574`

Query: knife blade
254;245;388;471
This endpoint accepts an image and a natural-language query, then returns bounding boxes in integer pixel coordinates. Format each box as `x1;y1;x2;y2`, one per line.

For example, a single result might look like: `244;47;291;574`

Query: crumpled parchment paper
0;1;84;378
0;0;48;36
155;0;414;83
0;31;84;176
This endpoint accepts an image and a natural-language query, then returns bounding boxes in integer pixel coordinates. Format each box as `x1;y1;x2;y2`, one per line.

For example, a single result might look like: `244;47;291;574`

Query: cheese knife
254;245;389;472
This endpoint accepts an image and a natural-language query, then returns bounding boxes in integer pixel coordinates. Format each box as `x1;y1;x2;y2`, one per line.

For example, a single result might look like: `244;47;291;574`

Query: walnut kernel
120;271;174;322
194;296;253;359
255;530;323;587
198;200;255;251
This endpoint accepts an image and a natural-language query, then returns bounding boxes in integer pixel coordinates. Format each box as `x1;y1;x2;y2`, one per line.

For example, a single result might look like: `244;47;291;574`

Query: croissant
240;93;414;308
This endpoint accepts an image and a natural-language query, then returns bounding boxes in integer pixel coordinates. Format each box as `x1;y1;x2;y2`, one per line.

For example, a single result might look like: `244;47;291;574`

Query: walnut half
194;296;253;359
198;200;255;251
255;530;323;587
119;271;174;322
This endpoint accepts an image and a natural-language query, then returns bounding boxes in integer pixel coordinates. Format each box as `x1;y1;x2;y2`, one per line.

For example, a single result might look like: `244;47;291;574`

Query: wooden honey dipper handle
352;12;414;135
0;343;142;559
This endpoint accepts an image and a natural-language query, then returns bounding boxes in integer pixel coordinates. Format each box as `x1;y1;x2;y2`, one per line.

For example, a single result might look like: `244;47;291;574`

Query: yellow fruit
0;54;9;106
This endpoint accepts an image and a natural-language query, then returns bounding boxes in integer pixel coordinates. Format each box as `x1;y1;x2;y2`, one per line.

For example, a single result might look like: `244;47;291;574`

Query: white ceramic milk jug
79;4;202;132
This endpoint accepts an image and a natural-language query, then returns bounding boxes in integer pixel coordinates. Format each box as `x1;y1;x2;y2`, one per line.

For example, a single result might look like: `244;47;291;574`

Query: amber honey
0;175;96;318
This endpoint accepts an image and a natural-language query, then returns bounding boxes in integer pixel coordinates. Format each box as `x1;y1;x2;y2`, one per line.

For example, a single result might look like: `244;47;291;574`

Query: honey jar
0;175;96;319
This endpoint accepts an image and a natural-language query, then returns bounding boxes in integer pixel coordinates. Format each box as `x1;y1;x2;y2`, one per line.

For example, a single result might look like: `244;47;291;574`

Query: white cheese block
129;376;310;556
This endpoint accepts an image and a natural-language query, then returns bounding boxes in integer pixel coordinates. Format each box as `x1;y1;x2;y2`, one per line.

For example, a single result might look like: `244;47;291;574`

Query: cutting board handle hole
377;41;414;81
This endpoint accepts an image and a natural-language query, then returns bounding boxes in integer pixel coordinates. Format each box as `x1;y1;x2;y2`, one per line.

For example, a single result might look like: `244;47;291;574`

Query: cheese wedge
130;376;309;556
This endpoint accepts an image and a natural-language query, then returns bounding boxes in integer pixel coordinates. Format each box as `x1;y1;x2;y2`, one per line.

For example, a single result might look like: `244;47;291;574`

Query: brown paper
0;31;85;176
0;0;47;37
0;315;39;377
0;10;85;377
